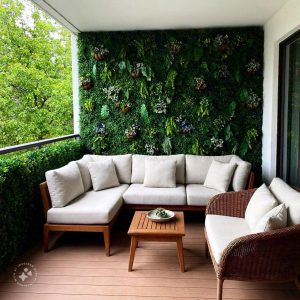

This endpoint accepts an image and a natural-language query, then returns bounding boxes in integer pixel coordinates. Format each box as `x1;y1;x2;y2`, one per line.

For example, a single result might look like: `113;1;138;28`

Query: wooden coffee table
127;211;185;272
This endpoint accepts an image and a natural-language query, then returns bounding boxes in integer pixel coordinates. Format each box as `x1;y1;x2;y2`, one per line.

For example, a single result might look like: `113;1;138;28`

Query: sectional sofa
40;154;253;255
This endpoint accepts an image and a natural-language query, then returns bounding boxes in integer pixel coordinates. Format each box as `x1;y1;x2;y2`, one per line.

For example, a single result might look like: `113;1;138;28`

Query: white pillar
71;33;80;134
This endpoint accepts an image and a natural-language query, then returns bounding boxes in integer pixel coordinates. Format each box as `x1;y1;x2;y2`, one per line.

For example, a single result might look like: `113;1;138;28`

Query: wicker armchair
205;189;300;300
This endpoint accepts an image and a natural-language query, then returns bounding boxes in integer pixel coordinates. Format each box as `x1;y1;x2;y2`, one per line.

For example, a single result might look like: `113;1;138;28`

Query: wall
263;0;300;182
78;28;263;172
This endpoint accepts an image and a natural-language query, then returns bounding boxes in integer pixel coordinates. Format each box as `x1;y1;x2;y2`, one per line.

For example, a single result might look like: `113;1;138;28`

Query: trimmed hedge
0;140;85;272
78;27;263;174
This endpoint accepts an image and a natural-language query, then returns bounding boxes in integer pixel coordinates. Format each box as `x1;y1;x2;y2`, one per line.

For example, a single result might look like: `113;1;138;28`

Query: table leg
176;238;185;272
128;237;138;272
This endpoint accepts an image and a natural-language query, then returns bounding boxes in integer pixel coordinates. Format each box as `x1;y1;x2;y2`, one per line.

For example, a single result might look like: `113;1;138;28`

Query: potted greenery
125;124;139;139
130;63;143;78
120;101;132;113
194;77;207;91
91;45;109;61
80;76;93;90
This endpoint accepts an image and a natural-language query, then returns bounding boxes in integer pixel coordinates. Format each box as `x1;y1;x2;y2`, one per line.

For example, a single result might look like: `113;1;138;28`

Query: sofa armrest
206;189;256;218
218;225;300;281
40;181;52;219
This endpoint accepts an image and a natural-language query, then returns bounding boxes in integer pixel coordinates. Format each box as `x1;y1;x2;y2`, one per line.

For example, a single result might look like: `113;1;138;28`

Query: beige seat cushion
144;160;176;188
47;184;129;224
245;184;278;231
76;155;94;192
269;177;300;225
123;183;186;205
131;154;185;184
185;155;234;184
204;161;236;192
254;203;287;233
230;156;251;191
186;184;221;206
205;215;251;264
46;162;84;208
88;160;120;191
89;154;132;183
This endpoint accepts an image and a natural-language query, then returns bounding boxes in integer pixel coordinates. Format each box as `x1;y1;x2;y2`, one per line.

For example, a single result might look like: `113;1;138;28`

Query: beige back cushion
185;155;233;184
131;154;185;184
76;155;94;192
230;155;252;191
46;162;84;208
269;177;300;225
89;154;132;184
144;160;177;188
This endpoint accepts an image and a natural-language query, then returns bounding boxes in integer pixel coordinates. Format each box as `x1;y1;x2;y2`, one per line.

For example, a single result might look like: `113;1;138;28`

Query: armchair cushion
204;160;236;192
254;203;287;233
269;177;300;225
76;155;94;192
205;214;251;264
245;184;278;231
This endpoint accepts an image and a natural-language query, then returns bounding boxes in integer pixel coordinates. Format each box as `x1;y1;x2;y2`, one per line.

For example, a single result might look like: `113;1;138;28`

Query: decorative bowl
147;208;175;223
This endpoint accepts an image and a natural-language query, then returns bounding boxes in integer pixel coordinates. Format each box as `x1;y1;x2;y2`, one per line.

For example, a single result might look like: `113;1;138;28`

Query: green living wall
78;28;263;172
0;140;85;272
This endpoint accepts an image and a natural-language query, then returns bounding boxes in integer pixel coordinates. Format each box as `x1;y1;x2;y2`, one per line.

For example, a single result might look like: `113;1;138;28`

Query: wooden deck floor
0;212;299;300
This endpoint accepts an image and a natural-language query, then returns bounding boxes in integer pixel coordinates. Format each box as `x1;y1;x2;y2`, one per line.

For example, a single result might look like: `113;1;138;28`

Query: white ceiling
32;0;289;33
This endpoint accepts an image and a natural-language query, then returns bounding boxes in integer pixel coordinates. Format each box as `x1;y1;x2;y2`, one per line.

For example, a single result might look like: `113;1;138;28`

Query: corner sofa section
40;153;253;255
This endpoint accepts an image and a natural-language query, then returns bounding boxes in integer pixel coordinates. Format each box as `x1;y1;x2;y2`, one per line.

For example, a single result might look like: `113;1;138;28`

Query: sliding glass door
278;30;300;186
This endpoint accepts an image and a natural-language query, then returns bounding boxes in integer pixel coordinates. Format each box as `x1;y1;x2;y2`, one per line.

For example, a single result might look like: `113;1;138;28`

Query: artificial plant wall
78;28;263;171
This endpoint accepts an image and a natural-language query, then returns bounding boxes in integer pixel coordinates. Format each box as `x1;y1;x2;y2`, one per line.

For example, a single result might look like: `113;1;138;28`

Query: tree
0;0;73;148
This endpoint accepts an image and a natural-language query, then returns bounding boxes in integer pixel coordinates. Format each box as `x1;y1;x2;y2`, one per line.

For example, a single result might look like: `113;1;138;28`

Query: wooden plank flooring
0;212;299;300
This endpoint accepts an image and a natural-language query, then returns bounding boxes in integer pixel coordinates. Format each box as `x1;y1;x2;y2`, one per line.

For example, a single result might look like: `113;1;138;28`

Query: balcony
1;0;300;299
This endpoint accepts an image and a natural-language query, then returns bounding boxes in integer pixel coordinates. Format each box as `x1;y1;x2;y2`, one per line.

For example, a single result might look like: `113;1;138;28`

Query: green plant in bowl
155;208;170;218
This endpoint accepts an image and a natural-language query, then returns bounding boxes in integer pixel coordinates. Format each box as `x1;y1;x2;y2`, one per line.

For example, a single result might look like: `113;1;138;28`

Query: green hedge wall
0;140;85;272
78;28;263;172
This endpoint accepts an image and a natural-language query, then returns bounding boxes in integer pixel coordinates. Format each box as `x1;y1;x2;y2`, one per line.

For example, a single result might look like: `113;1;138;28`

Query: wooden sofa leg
103;228;110;257
43;225;49;252
217;279;224;300
205;240;209;258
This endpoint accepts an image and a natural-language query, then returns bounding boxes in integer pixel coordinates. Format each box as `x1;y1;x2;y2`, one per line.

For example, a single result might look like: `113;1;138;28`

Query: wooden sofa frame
204;188;300;300
39;172;254;256
40;182;119;256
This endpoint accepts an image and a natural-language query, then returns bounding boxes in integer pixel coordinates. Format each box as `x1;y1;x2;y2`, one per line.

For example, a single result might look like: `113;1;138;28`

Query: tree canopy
0;0;73;148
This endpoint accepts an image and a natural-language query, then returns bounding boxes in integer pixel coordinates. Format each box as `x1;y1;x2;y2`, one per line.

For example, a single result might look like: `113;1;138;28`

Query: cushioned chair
205;187;300;300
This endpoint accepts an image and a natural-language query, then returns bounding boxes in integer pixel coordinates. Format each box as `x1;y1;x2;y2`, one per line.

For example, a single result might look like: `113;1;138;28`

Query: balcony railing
0;133;80;155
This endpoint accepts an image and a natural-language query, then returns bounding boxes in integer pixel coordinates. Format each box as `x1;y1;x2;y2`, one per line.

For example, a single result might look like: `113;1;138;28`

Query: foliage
78;28;263;172
0;0;73;148
0;140;85;272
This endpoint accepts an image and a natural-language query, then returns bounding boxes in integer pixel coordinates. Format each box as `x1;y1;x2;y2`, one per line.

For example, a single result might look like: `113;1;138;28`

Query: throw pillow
253;203;287;233
204;160;237;192
88;159;120;191
46;161;84;208
245;184;278;231
230;156;252;191
143;160;176;188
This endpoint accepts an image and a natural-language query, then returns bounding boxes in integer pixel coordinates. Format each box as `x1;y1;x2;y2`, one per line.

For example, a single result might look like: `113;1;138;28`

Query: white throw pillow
230;156;252;191
204;160;237;192
143;160;176;188
46;162;84;208
88;159;120;191
269;177;300;225
253;203;287;233
245;184;278;231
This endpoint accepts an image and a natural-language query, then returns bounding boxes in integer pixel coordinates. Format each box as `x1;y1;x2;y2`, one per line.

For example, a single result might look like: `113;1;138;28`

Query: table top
128;211;185;236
